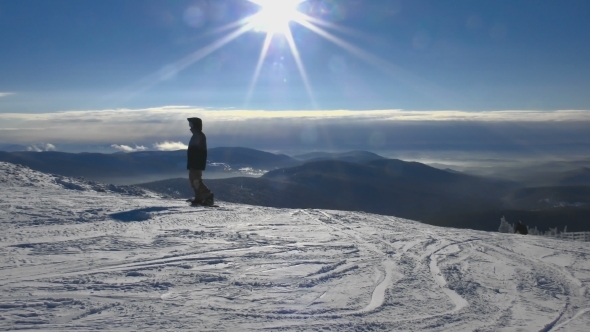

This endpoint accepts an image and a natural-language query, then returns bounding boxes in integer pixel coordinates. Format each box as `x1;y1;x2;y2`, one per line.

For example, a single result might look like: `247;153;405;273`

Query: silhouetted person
187;117;214;206
514;221;528;235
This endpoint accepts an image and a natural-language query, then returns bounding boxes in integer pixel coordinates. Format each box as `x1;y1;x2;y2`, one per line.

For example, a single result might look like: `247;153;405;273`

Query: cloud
1;106;589;126
153;141;188;151
1;107;590;157
0;92;15;98
111;144;148;152
27;143;56;152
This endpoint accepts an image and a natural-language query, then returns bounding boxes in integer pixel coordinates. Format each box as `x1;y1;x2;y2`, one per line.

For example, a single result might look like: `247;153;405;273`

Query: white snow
1;161;589;331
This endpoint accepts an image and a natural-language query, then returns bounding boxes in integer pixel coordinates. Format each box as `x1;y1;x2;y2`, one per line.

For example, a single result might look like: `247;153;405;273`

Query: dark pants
188;169;211;201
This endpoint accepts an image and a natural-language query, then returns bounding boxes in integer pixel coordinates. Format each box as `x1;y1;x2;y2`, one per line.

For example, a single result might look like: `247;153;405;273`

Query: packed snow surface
1;162;589;331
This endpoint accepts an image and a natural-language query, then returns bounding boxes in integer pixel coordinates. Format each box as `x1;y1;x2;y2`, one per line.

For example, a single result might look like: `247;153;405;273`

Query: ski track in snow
1;162;590;331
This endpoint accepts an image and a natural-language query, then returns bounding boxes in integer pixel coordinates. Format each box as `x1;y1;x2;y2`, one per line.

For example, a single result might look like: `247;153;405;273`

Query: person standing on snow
187;117;214;206
514;221;528;235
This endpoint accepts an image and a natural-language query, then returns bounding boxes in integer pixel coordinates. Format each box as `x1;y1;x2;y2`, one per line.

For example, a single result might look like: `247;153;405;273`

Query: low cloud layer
1;106;590;156
2;107;589;125
153;141;188;151
27;143;56;152
111;144;148;153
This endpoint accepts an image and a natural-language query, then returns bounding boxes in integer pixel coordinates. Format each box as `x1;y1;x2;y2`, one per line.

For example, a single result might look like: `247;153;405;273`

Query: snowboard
189;202;220;208
187;200;219;207
186;195;217;207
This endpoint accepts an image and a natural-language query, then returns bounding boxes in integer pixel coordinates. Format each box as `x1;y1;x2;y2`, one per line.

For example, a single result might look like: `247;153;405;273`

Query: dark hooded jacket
187;118;207;170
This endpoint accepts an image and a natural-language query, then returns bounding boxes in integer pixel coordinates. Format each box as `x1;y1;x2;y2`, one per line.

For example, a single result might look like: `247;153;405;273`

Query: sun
249;0;305;34
142;0;395;109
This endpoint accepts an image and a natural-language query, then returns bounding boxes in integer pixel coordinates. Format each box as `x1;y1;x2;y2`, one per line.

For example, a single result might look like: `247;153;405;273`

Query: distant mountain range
0;148;389;185
0;147;301;185
504;186;590;210
448;159;590;186
293;151;386;163
557;167;590;186
139;158;590;232
0;150;187;184
139;159;517;230
2;147;588;232
0;144;29;152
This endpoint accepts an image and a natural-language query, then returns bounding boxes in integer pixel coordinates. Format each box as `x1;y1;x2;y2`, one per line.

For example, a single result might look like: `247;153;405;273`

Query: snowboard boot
202;193;214;206
190;187;202;205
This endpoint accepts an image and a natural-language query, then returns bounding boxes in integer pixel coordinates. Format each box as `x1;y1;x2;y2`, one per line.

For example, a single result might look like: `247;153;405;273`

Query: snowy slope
1;162;589;331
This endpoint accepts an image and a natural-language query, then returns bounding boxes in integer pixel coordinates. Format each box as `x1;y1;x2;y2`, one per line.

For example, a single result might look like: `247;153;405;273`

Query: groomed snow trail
1;162;590;331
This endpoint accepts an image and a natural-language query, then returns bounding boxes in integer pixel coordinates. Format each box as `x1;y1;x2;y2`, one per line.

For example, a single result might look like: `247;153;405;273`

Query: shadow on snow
109;207;169;222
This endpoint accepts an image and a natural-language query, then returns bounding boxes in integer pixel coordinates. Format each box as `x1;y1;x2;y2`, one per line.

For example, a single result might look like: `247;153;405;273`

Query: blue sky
1;0;589;112
0;0;589;156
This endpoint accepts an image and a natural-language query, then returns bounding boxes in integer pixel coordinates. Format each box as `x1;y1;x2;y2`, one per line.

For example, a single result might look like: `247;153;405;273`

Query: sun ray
297;14;366;39
294;14;454;105
245;32;274;107
243;0;317;108
201;15;255;39
115;23;254;102
295;14;388;70
174;23;254;74
284;27;317;109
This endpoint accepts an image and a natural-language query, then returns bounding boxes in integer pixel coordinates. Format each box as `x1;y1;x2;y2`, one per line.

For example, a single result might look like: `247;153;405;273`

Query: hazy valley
2;148;589;233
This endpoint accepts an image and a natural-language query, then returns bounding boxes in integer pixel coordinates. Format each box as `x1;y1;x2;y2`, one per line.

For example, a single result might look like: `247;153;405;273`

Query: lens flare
249;0;304;34
245;0;315;107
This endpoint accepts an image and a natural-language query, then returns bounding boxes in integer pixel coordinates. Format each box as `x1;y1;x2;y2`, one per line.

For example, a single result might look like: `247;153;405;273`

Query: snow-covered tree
528;226;541;235
498;216;514;233
545;227;559;236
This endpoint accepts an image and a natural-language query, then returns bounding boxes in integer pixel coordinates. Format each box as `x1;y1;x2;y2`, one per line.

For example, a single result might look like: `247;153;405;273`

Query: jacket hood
187;117;202;131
